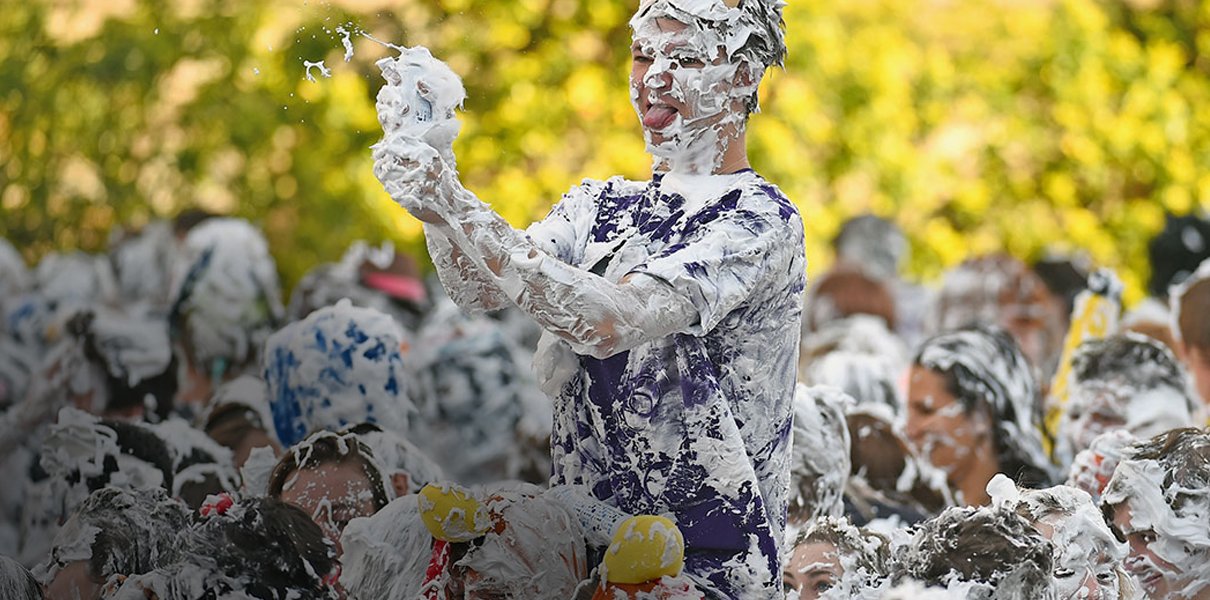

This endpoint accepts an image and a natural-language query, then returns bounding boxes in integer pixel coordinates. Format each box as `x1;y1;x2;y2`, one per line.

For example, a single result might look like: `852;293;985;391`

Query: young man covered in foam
1103;428;1210;600
371;0;800;596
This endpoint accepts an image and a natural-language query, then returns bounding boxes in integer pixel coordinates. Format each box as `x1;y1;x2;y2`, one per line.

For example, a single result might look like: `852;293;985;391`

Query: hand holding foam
374;48;465;165
373;47;467;223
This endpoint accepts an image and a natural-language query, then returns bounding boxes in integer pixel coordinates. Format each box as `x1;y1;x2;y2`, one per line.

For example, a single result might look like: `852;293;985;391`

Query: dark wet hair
37;488;188;588
65;421;176;494
1148;213;1210;298
268;429;390;511
914;326;1052;488
1119;428;1210;512
0;555;42;600
185;496;336;600
1031;258;1088;322
84;488;188;583
847;412;948;515
172;208;217;237
793;517;890;578
1071;333;1191;399
67;311;178;420
902;505;1054;597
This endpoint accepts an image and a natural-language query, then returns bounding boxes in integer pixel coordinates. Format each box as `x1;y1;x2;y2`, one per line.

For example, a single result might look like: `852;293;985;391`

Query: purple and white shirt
526;169;804;598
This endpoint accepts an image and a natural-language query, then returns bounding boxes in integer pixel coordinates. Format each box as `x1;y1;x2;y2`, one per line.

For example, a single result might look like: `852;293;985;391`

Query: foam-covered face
783;541;842;600
1110;503;1182;598
279;461;378;553
1033;511;1124;599
905;365;993;493
1107;464;1210;600
1060;382;1193;459
629;14;751;172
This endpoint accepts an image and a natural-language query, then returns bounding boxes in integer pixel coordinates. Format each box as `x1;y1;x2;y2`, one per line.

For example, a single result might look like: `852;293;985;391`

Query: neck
955;442;1000;507
656;123;750;175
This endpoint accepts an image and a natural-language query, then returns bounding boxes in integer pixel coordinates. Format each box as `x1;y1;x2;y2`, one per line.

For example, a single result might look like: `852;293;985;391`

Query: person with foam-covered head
1056;333;1197;466
35;487;189;600
261;299;413;447
371;1;799;597
906;325;1054;506
169;217;283;416
1103;428;1210;600
1170;258;1210;417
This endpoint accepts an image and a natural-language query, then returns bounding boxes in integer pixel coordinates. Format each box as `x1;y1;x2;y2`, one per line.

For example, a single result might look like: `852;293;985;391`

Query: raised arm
374;138;696;360
422;224;510;313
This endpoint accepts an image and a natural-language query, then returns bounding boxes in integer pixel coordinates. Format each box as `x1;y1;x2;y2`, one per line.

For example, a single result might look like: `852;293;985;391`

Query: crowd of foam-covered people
0;209;1209;600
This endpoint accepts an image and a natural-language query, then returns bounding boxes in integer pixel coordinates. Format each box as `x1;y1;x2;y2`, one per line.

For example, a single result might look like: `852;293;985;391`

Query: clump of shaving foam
339;495;433;600
374;46;465;166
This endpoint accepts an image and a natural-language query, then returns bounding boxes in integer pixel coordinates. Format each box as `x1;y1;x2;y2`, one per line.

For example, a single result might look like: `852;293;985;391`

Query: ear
391;472;410;497
732;60;756;88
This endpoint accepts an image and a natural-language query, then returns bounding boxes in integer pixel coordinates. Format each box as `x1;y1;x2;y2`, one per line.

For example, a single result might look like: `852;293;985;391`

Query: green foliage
1;0;1207;303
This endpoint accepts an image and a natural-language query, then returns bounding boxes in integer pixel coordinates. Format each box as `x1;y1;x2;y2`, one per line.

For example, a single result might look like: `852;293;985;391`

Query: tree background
2;0;1208;305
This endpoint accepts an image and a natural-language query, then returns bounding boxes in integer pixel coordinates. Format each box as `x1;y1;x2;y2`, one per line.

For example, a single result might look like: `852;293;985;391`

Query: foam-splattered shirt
526;170;804;599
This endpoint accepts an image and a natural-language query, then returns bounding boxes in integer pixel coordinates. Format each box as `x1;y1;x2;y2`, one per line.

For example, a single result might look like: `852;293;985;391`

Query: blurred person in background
169;218;283;417
1170;258;1210;416
1055;333;1197;467
934;254;1066;380
906;325;1053;506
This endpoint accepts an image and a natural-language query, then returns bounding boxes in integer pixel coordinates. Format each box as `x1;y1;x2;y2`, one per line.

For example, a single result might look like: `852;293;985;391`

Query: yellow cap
417;483;490;542
602;515;685;585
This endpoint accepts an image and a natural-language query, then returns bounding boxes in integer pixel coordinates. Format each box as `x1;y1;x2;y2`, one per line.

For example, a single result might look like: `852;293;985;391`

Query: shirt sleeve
524;178;611;266
630;184;803;336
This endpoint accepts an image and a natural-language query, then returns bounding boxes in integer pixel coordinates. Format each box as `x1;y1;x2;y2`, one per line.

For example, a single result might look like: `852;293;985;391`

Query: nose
643;56;674;90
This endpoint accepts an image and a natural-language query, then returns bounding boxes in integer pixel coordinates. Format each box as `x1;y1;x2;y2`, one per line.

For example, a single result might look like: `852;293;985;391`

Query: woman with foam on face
905;326;1055;506
371;1;800;597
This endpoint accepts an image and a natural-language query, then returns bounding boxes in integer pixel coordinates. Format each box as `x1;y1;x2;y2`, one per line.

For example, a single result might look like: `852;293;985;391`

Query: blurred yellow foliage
0;0;1207;306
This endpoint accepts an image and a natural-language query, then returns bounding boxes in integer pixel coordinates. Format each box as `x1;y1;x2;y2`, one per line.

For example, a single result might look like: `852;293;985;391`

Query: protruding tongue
643;105;677;130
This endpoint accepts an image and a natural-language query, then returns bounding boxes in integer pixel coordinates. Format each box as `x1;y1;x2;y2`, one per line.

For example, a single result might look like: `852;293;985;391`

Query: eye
814;580;834;593
676;56;705;68
1096;570;1117;584
632;52;652;64
1053;568;1076;579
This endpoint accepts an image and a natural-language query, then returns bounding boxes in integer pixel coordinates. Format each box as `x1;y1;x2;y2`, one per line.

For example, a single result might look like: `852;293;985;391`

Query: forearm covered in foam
431;185;696;359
